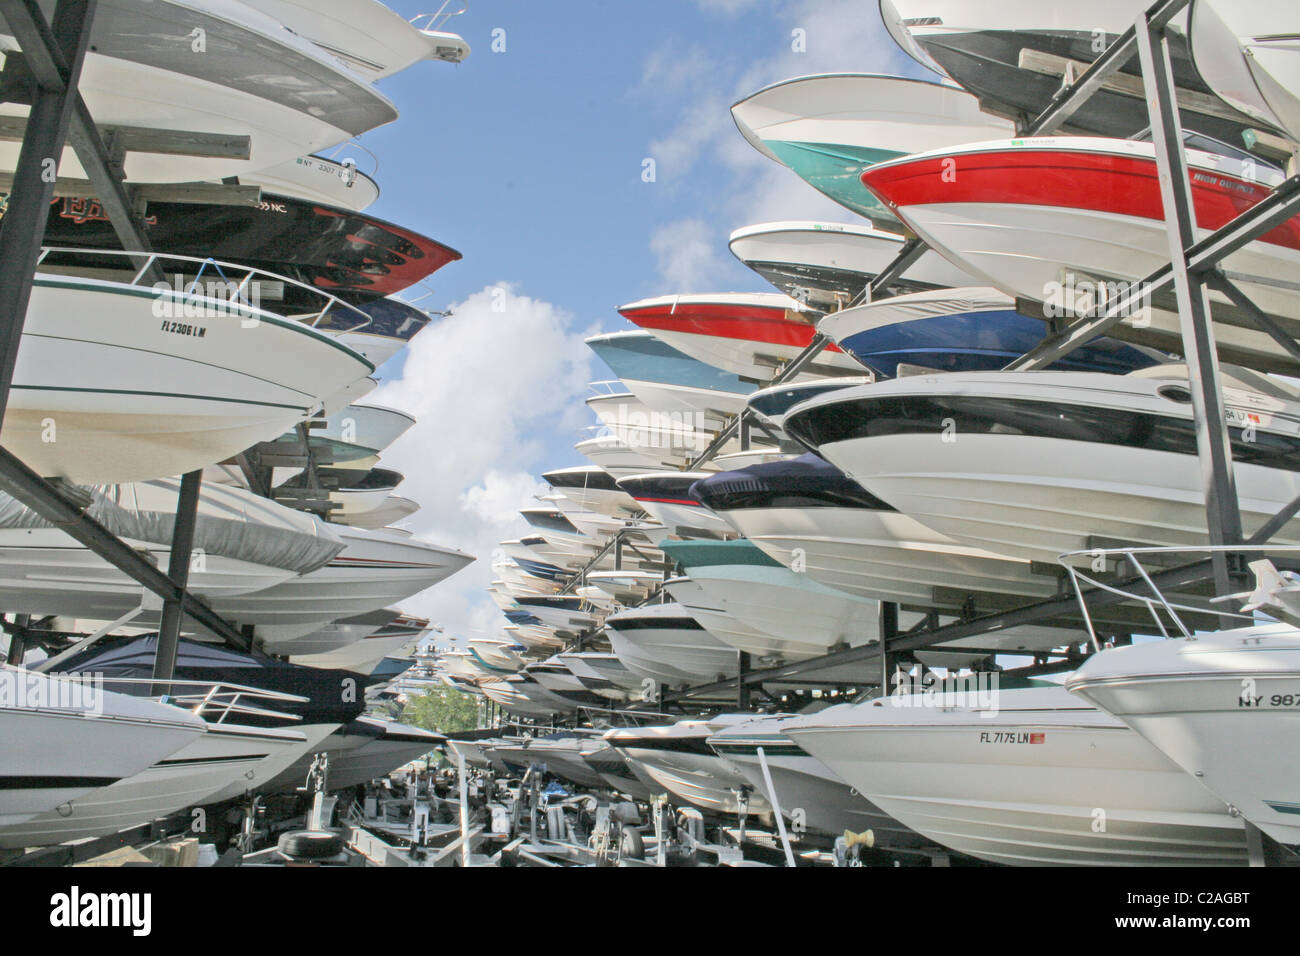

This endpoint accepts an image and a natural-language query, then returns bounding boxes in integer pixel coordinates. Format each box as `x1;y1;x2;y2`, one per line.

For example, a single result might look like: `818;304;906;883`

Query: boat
617;293;865;382
580;744;658;801
858;136;1300;374
557;651;645;701
0;0;399;184
603;603;739;688
211;525;473;640
604;716;773;817
265;608;400;658
242;0;470;78
730;74;1013;227
0;635;374;847
781;368;1300;565
707;714;924;845
40;193;461;306
783;684;1248;865
659;538;882;661
275;466;405;527
1068;620;1300;847
1190;1;1300;144
0;717;319;848
0;477;342;621
542;465;642;517
818;286;1163;377
0;666;205;830
880;0;1275;145
728;220;976;310
585;392;744;460
492;732;610;790
313;403;417;456
514;596;604;636
615;472;734;539
586;330;756;426
5;256;375;483
268;716;445;793
583;569;664;604
690;452;1063;609
238;153;381;212
291;614;431;673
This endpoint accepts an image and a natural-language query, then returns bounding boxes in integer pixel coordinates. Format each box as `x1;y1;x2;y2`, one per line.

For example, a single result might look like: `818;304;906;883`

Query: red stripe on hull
618;302;844;352
861;149;1300;252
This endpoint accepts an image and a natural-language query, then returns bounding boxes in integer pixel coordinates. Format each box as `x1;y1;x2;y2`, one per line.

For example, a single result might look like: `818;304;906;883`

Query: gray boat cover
0;483;343;574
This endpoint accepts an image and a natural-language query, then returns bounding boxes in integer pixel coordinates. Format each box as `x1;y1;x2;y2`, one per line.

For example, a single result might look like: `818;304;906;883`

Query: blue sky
354;0;930;642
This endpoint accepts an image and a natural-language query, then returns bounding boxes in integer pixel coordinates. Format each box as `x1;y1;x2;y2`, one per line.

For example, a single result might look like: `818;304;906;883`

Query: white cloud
367;283;596;642
649;217;733;290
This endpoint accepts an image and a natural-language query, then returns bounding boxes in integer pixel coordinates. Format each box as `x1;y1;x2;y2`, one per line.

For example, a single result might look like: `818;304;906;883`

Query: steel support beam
1136;12;1242;593
1203;271;1300;366
1020;0;1190;136
0;0;95;423
152;469;203;685
0;448;250;649
1007;175;1300;371
685;332;835;470
663;559;1217;701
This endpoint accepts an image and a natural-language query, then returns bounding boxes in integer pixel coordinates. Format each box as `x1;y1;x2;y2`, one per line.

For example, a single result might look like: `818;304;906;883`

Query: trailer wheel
278;830;344;859
620;825;645;860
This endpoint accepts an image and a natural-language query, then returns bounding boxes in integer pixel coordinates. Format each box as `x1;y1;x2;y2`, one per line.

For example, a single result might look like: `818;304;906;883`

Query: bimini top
690;453;893;513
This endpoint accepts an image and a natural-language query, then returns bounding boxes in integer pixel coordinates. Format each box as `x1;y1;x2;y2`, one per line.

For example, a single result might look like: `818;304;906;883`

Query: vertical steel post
0;1;96;423
4;614;29;665
737;651;751;709
880;602;898;693
152;469;203;685
1135;14;1243;594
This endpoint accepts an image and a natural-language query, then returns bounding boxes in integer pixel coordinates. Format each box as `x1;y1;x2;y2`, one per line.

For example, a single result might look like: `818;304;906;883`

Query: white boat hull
784;688;1248;866
1069;625;1300;846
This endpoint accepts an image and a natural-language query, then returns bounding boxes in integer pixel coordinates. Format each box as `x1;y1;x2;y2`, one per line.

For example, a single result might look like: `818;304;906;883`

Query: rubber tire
619;825;645;860
278;830;344;859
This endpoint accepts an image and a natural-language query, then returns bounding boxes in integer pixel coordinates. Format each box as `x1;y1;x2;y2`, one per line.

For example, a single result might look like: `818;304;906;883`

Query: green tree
399;684;479;734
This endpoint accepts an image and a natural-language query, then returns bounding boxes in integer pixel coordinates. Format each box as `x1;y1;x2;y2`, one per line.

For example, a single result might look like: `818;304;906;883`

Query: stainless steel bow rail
34;245;377;333
1059;545;1300;648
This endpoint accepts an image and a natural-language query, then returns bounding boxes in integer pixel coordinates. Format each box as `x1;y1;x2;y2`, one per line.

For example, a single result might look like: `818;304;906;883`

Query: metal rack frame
0;0;269;675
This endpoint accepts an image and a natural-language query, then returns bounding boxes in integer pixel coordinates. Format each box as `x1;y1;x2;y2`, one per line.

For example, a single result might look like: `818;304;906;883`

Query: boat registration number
978;732;1045;744
160;320;207;338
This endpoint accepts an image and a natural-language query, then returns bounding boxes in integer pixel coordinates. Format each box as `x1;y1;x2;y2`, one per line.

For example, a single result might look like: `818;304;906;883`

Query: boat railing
410;1;468;32
35;245;375;335
51;674;307;725
1058;544;1300;649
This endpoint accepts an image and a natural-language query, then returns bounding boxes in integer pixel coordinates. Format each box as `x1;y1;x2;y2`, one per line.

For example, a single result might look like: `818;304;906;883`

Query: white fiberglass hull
827;432;1300;565
604;604;739;686
715;504;1060;607
0;722;322;848
730;220;975;309
1069;625;1300;846
0;670;204;830
1190;1;1300;143
241;155;380;212
0;0;397;184
783;688;1247;866
708;721;921;845
7;276;372;483
0;530;295;620
212;527;472;636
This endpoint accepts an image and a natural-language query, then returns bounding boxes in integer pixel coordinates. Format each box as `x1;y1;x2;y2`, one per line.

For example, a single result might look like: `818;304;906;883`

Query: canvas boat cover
0;479;343;574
